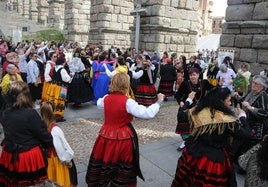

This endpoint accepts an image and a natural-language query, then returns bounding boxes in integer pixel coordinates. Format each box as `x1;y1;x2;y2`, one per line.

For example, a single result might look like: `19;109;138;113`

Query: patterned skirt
0;146;48;187
86;125;143;187
171;147;234;187
41;81;51;102
158;80;174;97
46;83;66;117
135;84;157;106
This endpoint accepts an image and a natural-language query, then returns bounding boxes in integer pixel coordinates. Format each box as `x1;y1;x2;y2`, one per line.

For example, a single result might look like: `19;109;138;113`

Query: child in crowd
40;101;78;187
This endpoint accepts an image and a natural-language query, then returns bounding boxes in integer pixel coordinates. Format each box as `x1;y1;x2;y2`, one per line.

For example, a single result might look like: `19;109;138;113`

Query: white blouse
51;126;74;163
97;95;160;119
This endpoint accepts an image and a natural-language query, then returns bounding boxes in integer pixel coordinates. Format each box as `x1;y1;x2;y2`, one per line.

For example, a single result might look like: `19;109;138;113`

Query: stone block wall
37;0;49;25
63;0;91;46
47;0;65;30
220;0;268;74
88;0;134;50
133;0;199;57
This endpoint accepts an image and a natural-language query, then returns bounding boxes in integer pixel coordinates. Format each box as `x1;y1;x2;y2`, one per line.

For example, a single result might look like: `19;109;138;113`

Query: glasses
252;81;262;86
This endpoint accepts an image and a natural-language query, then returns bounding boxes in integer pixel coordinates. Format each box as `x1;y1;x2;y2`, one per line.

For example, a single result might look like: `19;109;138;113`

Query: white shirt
68;57;85;73
97;95;160;119
26;59;39;83
54;65;72;83
18;55;27;73
216;68;236;92
51;126;74;163
44;60;55;82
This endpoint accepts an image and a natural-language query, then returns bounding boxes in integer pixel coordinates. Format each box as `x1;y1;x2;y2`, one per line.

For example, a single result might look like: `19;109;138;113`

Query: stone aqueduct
11;0;268;73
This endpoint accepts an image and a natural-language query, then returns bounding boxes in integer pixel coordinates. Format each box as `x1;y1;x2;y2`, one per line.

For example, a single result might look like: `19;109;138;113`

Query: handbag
59;85;67;99
154;76;161;91
154;63;161;91
36;76;42;84
238;143;261;170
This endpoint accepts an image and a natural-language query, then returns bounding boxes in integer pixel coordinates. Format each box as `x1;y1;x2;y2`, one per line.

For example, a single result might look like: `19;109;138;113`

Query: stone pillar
64;0;90;46
131;0;199;56
29;0;38;22
22;0;30;19
12;0;18;12
37;0;49;25
88;0;134;50
220;0;268;74
15;0;23;15
47;0;65;30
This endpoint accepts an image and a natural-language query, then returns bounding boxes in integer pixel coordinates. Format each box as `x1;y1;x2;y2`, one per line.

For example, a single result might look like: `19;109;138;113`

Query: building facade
220;0;268;74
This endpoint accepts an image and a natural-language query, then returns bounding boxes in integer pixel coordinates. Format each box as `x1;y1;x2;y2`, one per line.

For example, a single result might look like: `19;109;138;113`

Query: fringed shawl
189;107;237;138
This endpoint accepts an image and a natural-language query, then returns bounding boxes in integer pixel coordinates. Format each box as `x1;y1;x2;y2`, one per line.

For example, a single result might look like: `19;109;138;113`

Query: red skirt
86;124;143;187
171;147;233;187
135;84;157;106
0;146;48;187
158;80;174;97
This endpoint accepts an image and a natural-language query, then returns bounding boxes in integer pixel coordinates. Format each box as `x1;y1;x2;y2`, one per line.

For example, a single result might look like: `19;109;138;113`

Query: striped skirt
171;147;234;187
86;124;142;187
158;80;174;97
0;146;48;187
135;84;157;106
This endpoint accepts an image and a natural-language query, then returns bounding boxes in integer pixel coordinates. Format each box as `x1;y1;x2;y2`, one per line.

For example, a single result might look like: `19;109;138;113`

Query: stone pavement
63;101;245;187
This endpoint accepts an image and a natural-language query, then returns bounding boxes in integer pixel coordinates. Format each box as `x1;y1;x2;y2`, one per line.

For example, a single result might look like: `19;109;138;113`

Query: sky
210;0;228;17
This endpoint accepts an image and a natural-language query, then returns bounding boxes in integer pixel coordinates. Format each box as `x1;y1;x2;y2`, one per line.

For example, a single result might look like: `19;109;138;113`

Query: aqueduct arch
12;0;200;57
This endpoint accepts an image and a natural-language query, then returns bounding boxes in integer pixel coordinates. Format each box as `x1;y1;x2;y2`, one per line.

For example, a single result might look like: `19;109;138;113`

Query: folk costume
93;61;114;103
47;65;71;121
42;60;55;102
104;63;135;99
134;65;157;106
158;62;177;98
47;122;77;187
68;57;93;105
0;108;53;186
86;93;160;186
174;79;213;137
171;107;249;187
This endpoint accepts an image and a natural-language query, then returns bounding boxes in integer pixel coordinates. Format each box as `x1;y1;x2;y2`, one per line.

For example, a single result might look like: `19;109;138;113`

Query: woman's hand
157;93;165;102
241;101;252;110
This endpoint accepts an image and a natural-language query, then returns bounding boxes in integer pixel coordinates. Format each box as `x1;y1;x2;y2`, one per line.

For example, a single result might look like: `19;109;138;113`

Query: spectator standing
26;52;42;104
233;75;268;161
0;64;23;94
17;42;34;82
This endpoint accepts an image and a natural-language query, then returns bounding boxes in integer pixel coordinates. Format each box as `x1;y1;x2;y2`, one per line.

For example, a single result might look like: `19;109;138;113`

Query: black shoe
56;117;66;122
177;146;185;151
